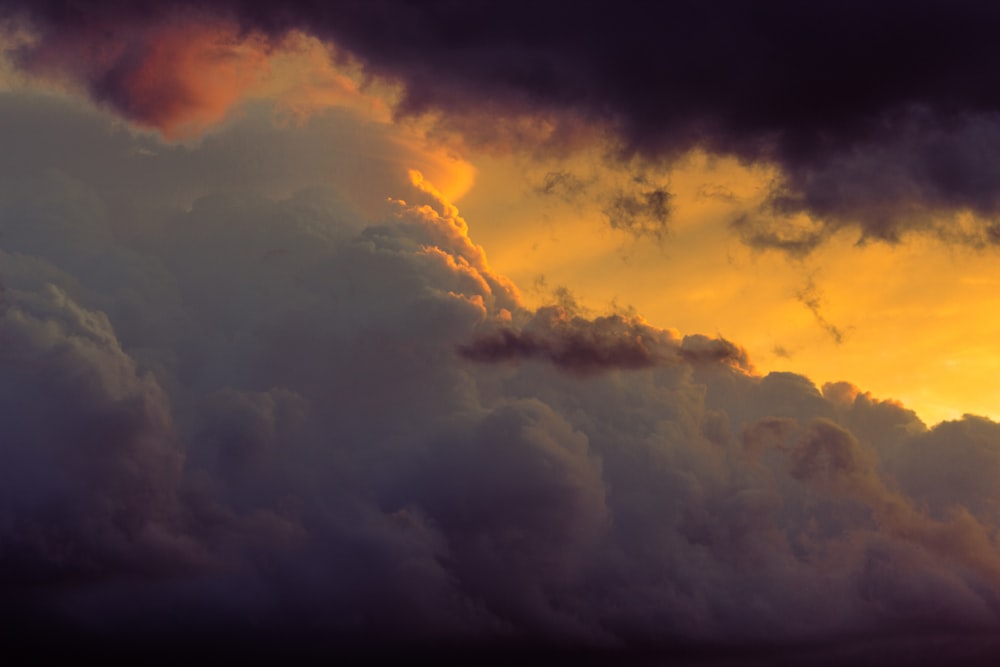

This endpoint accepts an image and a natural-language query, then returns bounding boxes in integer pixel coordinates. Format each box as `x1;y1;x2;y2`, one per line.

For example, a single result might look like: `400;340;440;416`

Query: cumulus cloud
0;283;201;587
5;91;1000;666
7;1;1000;247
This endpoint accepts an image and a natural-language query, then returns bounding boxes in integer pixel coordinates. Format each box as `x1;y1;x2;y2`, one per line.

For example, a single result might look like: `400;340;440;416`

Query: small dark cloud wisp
458;306;749;374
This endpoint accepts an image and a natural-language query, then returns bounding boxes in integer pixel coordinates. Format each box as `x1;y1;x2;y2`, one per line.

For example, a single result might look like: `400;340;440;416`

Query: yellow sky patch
455;149;1000;427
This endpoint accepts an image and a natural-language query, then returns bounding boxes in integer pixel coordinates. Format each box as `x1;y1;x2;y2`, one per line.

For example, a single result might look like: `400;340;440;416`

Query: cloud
7;10;273;137
0;282;204;589
534;169;676;240
534;170;589;201
5;91;1000;665
10;2;1000;248
736;111;1000;252
795;276;850;345
458;305;750;374
603;182;672;241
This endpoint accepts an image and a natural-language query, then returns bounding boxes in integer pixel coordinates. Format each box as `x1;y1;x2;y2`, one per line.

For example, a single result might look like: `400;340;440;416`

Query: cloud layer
3;93;1000;664
7;1;1000;248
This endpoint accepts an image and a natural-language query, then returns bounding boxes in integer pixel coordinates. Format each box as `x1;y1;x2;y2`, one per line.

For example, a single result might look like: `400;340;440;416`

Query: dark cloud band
7;1;1000;246
457;306;749;374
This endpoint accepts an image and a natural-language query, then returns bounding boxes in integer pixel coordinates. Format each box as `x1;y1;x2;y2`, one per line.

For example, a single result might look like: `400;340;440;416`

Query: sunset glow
456;151;1000;426
3;3;1000;666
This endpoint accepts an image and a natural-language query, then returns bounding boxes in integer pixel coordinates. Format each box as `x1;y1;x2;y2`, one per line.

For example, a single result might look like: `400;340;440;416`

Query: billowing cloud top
6;1;1000;249
3;93;1000;665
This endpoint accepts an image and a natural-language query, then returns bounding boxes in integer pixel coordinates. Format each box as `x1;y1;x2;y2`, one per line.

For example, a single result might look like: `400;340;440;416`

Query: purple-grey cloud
458;306;749;374
3;89;1000;666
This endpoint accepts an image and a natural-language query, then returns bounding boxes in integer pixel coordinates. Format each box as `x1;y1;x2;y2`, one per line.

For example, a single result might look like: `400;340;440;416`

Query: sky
3;2;1000;665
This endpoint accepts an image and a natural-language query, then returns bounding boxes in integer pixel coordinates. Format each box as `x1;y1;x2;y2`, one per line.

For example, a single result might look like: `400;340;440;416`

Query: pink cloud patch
19;16;272;136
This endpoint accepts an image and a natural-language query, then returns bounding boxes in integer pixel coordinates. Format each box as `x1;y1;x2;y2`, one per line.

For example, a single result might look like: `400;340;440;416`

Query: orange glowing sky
2;30;996;428
452;150;1000;427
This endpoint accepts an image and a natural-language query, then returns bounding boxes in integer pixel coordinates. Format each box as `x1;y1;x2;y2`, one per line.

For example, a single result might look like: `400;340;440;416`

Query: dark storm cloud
736;111;1000;251
7;86;1000;665
7;0;1000;246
